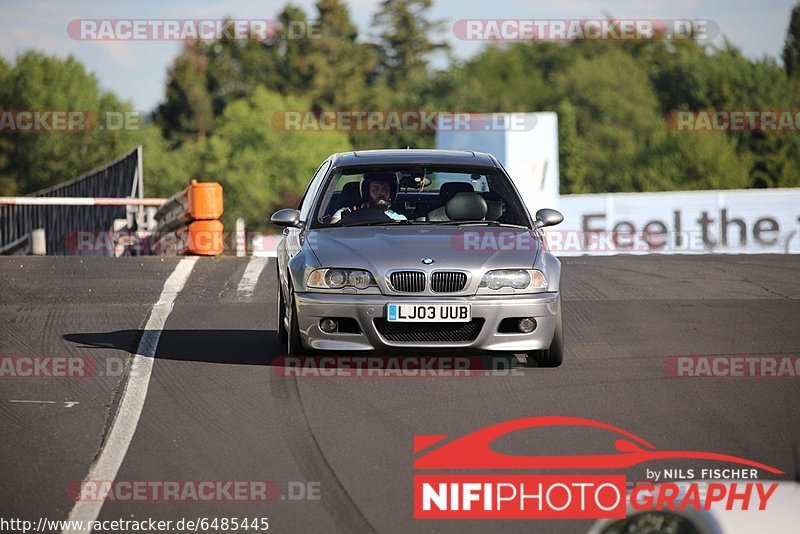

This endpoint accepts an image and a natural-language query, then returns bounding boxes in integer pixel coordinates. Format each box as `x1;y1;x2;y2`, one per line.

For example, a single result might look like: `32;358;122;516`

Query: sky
1;0;797;113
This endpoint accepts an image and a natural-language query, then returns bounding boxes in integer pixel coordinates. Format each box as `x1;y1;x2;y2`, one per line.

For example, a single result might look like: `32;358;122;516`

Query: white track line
236;256;268;299
62;257;198;534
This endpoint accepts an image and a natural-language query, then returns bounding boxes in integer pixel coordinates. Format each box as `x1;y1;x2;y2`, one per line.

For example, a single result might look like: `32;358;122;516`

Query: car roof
330;149;501;168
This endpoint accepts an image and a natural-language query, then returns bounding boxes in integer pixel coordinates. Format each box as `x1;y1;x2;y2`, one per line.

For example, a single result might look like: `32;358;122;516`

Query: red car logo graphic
414;416;783;473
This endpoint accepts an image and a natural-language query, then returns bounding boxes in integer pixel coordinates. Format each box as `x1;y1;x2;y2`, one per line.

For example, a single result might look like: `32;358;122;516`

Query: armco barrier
151;180;224;256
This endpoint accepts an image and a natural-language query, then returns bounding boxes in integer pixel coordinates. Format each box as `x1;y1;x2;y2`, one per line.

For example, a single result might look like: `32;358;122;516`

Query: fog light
320;318;338;333
518;318;537;333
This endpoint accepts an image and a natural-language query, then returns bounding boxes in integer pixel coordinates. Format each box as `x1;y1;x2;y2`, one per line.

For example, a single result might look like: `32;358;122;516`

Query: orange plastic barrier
187;219;224;256
188;180;224;220
151;180;225;256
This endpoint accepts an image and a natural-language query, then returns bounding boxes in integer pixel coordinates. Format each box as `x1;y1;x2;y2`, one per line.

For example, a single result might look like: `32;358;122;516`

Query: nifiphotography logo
413;416;783;519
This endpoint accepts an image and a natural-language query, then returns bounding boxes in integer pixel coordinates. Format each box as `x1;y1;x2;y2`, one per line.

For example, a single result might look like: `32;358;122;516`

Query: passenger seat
425;182;474;222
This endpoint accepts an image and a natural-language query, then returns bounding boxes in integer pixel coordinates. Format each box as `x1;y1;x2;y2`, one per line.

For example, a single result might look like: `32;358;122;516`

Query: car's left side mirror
271;208;303;228
534;208;564;228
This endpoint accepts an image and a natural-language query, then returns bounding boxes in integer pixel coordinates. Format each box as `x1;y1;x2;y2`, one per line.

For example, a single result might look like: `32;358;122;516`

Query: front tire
277;269;288;345
286;284;304;356
530;296;563;368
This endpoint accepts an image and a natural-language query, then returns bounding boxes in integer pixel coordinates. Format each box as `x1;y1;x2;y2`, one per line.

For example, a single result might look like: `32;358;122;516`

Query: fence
0;146;143;255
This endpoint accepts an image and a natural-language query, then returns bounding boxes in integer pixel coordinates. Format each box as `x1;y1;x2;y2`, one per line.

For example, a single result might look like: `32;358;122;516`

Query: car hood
307;226;542;274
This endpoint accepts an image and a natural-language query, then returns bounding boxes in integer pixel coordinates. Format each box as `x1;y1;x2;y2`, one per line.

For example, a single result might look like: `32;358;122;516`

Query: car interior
318;169;522;225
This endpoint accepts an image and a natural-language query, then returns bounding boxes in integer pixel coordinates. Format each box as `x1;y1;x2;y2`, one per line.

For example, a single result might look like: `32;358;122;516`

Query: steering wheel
340;207;394;226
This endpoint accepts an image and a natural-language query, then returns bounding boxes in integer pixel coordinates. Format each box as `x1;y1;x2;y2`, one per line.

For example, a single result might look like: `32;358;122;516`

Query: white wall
435;113;560;214
552;189;800;255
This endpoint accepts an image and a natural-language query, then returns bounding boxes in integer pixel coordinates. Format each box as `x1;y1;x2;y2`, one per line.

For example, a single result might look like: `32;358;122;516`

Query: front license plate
386;304;471;322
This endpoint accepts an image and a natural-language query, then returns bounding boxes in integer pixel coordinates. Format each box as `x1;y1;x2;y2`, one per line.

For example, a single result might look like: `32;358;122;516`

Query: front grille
374;318;484;343
389;271;426;292
431;271;468;293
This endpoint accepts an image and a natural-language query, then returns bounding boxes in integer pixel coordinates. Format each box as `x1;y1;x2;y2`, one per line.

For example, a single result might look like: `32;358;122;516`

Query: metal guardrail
147;180;224;256
0;233;31;255
0;146;143;255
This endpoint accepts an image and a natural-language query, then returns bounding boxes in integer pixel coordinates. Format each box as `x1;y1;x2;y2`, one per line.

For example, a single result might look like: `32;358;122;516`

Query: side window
298;161;331;222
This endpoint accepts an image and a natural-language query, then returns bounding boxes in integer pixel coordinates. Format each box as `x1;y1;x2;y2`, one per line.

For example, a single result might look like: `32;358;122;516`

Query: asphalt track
1;255;799;533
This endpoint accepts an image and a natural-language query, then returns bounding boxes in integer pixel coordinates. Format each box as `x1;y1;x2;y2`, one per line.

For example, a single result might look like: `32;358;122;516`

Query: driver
331;171;407;224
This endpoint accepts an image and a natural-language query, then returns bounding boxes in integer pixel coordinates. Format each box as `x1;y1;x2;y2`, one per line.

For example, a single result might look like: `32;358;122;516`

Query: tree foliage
4;2;800;213
203;87;352;228
783;2;800;78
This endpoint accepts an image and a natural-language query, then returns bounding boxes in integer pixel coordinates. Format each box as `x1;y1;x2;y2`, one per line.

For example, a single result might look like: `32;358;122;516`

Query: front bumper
293;291;559;352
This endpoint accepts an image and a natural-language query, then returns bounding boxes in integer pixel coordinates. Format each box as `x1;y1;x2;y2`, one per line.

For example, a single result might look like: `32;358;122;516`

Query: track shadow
64;329;281;366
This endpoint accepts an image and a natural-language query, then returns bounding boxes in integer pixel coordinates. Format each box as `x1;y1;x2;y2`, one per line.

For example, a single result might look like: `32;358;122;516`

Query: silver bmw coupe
271;149;565;366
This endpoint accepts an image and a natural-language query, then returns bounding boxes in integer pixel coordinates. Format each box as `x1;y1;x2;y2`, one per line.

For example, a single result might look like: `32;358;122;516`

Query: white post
135;145;145;229
236;217;246;257
31;228;46;255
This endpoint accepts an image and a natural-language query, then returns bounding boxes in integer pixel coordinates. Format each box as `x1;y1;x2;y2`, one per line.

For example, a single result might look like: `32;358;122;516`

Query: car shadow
63;330;525;371
63;329;282;366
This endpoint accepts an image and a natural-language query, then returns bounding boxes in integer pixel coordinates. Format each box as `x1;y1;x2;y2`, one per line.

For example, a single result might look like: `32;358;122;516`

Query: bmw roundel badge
421;257;434;265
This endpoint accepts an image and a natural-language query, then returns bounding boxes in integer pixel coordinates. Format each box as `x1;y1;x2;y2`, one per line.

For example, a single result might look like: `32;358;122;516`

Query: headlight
479;269;547;291
348;270;372;290
308;268;375;289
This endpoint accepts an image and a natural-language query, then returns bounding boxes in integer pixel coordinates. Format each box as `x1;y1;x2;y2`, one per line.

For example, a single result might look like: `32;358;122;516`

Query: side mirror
534;208;564;228
271;208;303;228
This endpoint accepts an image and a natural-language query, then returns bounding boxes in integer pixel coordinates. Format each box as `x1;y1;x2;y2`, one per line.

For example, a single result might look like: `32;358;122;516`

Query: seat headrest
445;192;488;221
338;181;362;206
439;182;474;202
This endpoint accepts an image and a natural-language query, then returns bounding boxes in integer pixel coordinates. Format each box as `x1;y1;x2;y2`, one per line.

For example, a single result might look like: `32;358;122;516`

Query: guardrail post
31;229;46;256
236;218;246;257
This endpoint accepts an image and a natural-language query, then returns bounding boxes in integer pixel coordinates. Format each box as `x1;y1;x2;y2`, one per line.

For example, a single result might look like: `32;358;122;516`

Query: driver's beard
370;199;390;211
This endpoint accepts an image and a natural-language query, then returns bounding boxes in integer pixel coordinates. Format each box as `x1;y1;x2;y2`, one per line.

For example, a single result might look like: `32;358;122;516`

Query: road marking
62;257;197;534
237;256;268;299
10;400;80;407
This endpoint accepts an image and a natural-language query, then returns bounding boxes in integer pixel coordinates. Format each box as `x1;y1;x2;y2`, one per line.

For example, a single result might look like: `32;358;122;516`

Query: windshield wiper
437;220;529;228
340;219;418;227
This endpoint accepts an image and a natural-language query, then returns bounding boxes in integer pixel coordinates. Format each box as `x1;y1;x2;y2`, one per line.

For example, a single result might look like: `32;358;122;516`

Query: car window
427;172;489;192
298;160;331;223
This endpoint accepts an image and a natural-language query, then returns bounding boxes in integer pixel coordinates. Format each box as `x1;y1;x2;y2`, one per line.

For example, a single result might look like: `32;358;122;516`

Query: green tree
648;38;798;188
297;0;376;109
371;0;449;86
0;57;13;195
0;51;133;194
552;48;665;192
637;129;750;191
782;2;800;77
203;87;352;228
134;124;206;199
555;99;587;194
156;41;214;143
560;47;750;192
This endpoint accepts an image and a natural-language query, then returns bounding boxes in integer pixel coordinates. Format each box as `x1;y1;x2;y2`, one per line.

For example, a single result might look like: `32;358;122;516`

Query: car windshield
311;166;531;228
